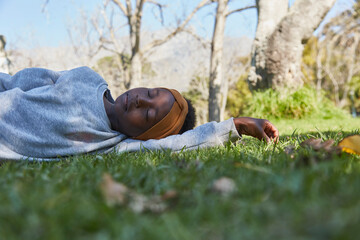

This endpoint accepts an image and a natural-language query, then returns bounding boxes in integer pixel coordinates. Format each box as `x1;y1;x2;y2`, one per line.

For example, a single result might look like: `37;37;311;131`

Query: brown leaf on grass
295;138;342;168
100;173;169;213
101;173;128;207
284;145;296;158
234;162;273;174
212;177;236;196
300;138;340;153
284;145;296;155
321;139;337;152
338;135;360;155
300;138;322;150
161;190;178;201
128;193;166;214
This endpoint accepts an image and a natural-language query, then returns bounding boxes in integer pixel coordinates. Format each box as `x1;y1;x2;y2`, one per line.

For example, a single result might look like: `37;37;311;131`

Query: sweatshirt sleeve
115;118;241;153
0;68;63;92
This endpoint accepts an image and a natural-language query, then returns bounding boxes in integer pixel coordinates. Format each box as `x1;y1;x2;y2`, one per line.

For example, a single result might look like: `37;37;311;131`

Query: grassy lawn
273;117;360;135
0;118;359;240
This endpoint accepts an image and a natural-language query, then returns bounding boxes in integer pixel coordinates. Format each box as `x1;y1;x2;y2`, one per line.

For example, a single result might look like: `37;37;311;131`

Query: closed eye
146;108;149;121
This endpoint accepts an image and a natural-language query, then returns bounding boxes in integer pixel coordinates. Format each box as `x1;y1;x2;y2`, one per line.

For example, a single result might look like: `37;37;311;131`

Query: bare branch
147;0;166;25
125;0;133;16
91;9;123;55
142;0;211;53
66;28;80;56
100;8;123;53
91;16;104;37
41;0;50;13
99;43;119;54
225;5;256;17
136;0;143;10
182;28;210;49
134;0;145;21
111;0;129;16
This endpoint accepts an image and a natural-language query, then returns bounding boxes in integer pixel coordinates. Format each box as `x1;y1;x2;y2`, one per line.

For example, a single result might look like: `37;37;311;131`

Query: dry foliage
101;173;177;213
212;177;236;196
338;135;360;155
288;135;359;168
300;138;339;153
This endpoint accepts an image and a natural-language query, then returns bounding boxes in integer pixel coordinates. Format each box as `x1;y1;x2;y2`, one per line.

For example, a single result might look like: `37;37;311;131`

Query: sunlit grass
273;117;360;135
0;118;359;239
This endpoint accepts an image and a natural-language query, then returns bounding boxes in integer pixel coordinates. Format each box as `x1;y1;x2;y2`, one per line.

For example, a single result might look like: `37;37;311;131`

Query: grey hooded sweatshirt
0;67;240;161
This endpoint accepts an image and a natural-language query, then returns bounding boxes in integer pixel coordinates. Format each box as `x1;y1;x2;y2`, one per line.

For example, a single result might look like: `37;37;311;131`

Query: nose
136;95;152;108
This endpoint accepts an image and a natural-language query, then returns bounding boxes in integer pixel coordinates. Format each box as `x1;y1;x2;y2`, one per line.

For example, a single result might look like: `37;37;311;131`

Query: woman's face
114;88;175;137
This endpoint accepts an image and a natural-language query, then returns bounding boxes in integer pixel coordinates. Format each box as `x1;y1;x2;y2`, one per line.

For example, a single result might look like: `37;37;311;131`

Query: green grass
1;118;360;240
273;117;360;135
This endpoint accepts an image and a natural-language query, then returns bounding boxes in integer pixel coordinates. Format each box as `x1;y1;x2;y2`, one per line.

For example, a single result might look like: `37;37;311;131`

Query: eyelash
147;90;151;121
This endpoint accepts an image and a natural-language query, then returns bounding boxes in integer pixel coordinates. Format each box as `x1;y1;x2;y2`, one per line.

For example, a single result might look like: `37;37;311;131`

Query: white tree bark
208;1;255;122
249;0;336;91
209;0;228;122
129;52;142;88
248;0;288;90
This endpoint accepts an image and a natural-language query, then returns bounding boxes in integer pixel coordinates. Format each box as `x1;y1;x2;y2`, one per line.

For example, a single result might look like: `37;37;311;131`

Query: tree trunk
209;0;227;122
316;47;323;101
126;0;144;89
129;52;142;88
339;34;359;108
248;0;288;90
249;0;336;91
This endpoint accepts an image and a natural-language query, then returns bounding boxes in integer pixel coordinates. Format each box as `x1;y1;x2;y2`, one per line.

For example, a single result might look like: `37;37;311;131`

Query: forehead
156;88;175;118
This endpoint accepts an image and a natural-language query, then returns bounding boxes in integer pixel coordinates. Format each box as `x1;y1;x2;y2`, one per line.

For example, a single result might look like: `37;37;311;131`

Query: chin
115;95;122;102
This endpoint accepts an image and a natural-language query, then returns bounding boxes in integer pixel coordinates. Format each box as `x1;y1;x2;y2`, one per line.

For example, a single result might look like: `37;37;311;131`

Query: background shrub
226;75;252;118
242;87;349;120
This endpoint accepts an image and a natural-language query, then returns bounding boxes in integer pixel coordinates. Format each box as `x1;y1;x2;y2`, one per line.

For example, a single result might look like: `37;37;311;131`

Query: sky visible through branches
0;0;354;49
0;0;353;48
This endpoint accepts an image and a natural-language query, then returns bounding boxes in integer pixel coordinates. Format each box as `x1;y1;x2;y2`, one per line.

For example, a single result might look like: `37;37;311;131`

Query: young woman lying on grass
0;67;278;161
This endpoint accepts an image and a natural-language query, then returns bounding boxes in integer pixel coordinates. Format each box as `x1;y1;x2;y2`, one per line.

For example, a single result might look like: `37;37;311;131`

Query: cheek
124;111;145;127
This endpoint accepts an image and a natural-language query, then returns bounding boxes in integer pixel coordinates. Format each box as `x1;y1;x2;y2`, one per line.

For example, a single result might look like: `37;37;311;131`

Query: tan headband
134;88;188;140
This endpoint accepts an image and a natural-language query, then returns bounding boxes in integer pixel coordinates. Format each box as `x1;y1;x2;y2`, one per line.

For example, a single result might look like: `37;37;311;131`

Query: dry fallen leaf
100;173;170;213
300;138;322;150
127;193;166;214
161;190;178;201
101;173;128;207
300;138;339;153
234;162;273;174
338;135;360;155
212;177;236;196
284;145;296;155
284;145;296;159
295;138;343;168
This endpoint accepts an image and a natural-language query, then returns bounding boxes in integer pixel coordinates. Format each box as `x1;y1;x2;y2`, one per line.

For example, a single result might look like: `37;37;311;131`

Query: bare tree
93;0;209;89
248;0;336;91
318;4;360;108
208;0;255;121
67;10;102;66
